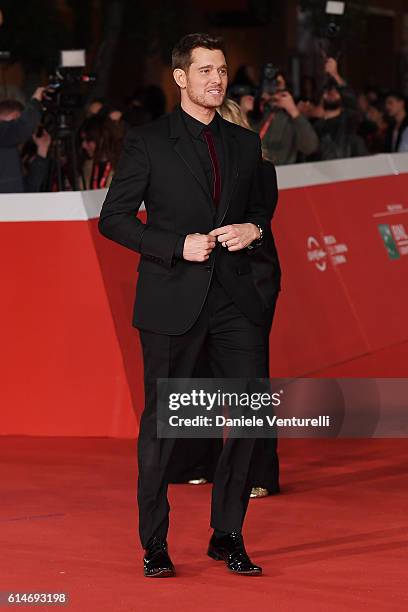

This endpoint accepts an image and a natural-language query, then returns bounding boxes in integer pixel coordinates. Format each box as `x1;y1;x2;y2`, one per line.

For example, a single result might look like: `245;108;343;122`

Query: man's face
275;74;286;92
367;105;382;125
385;96;404;118
87;101;103;116
357;93;369;114
109;110;122;122
0;110;21;121
262;75;286;104
323;87;341;104
177;47;227;109
322;86;342;112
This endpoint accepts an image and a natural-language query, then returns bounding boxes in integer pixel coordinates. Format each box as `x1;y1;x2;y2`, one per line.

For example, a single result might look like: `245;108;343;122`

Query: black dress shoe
143;537;175;577
207;531;262;575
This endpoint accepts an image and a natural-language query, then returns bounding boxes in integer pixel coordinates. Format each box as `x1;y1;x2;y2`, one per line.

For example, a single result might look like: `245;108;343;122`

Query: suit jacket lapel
169;106;213;208
215;118;239;227
168;107;239;223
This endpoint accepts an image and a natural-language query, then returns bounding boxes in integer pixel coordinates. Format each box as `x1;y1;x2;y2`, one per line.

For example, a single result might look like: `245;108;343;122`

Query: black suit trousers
137;273;269;548
168;297;280;491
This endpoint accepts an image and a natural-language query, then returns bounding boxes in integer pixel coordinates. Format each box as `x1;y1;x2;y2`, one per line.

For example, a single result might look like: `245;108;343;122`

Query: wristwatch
247;224;264;250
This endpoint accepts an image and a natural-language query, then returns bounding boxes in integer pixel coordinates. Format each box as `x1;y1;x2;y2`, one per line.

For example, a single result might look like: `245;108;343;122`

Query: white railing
1;153;407;222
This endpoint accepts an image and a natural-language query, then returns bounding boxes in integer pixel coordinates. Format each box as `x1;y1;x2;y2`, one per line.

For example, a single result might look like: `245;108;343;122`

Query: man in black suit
99;33;277;577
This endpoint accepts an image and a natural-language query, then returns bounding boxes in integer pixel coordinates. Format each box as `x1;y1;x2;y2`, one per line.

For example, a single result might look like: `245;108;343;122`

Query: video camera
42;50;96;191
43;50;96;118
229;63;284;103
320;1;346;60
260;63;283;96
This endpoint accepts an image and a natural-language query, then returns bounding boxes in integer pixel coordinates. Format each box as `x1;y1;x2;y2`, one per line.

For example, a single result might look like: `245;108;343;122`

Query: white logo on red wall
307;235;348;272
391;223;408;255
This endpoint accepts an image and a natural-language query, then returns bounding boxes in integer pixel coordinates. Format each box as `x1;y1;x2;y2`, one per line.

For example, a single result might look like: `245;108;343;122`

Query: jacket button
205;265;212;271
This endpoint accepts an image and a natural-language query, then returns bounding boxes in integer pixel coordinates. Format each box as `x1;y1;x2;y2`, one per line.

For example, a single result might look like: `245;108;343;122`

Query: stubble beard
186;84;225;110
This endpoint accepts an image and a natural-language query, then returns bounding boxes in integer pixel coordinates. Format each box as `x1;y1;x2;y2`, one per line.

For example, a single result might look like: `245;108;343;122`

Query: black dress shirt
180;106;225;193
173;107;225;259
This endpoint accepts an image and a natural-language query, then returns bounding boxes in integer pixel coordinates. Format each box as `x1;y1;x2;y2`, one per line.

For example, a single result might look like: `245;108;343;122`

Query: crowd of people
0;57;407;193
232;58;408;164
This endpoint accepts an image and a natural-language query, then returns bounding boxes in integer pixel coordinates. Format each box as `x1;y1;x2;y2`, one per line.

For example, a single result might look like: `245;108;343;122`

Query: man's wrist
333;73;345;86
37;146;49;158
247;224;263;250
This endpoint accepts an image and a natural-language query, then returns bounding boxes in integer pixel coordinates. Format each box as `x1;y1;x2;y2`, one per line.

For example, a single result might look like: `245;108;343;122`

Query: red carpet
1;436;407;611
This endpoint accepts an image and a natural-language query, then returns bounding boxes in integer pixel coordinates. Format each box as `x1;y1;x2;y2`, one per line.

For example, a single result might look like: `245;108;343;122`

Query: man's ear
173;68;187;89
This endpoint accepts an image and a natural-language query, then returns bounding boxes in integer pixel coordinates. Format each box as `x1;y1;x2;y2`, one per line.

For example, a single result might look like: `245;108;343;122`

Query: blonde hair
217;98;251;130
218;98;271;160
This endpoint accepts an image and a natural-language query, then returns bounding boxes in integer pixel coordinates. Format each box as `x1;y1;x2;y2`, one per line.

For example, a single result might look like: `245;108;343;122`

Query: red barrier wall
1;156;408;436
270;174;408;375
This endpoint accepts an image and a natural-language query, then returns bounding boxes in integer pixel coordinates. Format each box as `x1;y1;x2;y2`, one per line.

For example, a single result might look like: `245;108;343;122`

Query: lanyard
259;112;275;140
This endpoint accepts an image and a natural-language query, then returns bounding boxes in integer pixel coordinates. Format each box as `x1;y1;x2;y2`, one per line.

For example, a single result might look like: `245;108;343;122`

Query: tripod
47;112;80;191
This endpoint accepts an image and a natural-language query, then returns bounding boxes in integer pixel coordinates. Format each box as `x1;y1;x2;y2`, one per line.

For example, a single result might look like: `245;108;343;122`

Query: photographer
229;65;257;124
312;58;367;160
0;87;47;192
249;70;318;165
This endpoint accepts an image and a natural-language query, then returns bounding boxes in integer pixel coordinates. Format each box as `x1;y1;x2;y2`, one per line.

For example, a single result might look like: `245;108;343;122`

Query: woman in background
168;99;281;499
220;99;281;497
78;114;124;190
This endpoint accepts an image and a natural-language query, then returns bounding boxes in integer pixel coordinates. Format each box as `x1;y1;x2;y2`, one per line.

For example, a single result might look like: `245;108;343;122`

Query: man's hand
272;90;299;119
32;87;46;102
183;233;216;262
324;58;345;86
209;223;259;252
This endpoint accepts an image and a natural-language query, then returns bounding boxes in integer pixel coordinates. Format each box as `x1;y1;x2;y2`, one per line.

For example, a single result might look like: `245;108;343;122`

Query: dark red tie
203;127;221;205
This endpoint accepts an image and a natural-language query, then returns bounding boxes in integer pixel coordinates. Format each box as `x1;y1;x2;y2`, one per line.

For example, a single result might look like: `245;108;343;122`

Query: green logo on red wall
378;224;400;260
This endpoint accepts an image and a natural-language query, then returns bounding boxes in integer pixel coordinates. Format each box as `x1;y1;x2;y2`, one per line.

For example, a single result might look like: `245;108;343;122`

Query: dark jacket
313;84;367;161
314;113;368;160
250;109;318;165
99;105;273;335
249;159;281;322
384;114;408;153
0;99;42;193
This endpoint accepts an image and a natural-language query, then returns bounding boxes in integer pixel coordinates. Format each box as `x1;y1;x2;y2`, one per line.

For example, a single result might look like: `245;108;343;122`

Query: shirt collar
180;106;220;139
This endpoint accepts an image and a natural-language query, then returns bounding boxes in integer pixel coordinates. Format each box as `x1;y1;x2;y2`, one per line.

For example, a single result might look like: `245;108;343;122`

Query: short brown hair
0;99;24;117
172;32;226;71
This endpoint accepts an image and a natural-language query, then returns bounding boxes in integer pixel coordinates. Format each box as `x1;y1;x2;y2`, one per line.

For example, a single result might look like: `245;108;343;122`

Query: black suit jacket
99;105;275;335
249;160;281;325
384;115;408;152
0;99;42;193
